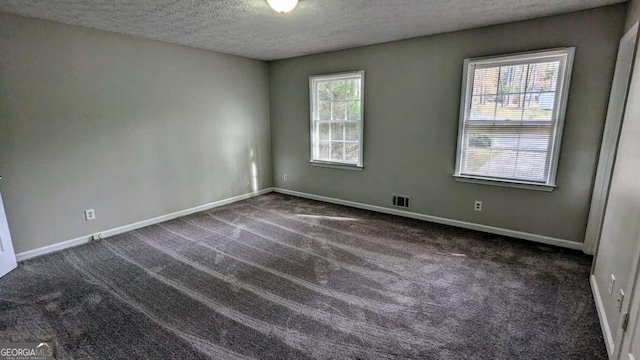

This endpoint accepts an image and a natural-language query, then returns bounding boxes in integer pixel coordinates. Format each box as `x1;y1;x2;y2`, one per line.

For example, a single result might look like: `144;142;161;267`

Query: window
310;71;364;169
454;48;575;191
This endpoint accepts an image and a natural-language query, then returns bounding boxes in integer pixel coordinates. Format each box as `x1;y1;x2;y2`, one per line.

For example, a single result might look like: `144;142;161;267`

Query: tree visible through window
455;49;574;188
310;71;364;168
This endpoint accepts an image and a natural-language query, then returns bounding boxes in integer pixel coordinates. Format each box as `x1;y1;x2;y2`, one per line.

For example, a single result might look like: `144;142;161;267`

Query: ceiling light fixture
266;0;298;14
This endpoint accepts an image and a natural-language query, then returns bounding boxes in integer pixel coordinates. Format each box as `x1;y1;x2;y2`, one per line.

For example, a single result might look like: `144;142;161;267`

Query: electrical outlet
474;201;483;212
283;174;288;182
609;274;616;296
92;233;103;241
85;209;96;221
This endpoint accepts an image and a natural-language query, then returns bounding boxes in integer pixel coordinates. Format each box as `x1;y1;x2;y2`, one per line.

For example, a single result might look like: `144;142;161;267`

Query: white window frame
454;48;575;191
309;71;365;170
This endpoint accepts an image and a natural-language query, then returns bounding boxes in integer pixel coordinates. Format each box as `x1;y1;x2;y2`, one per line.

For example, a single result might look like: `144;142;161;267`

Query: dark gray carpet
0;193;606;359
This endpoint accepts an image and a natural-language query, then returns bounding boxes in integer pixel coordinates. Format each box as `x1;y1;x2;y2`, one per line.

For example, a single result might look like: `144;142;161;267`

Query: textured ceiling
0;0;627;60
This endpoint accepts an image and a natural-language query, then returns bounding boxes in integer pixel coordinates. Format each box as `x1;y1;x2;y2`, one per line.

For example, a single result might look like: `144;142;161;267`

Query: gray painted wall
269;5;626;244
627;0;640;30
0;13;272;254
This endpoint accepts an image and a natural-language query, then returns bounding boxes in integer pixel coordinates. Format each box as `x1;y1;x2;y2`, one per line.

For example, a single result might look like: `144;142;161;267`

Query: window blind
456;49;573;186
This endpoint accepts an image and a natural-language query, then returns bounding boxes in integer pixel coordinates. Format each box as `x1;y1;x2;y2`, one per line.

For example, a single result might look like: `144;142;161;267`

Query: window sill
453;175;556;192
310;161;363;171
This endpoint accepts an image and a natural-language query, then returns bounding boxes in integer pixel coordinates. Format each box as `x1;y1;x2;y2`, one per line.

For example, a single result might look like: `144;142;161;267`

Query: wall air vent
392;194;410;209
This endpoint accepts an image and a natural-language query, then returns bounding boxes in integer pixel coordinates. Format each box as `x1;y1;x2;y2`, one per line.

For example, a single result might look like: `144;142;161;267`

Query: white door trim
0;192;18;278
584;22;639;255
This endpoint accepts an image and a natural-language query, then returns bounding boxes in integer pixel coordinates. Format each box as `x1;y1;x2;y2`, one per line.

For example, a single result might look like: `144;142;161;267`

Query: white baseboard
15;188;274;262
273;188;583;250
591;274;615;356
15;235;89;263
16;186;583;261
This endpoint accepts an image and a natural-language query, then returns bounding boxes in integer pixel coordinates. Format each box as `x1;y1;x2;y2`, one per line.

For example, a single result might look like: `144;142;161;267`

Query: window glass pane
346;79;361;100
464;147;492;174
318;141;330;159
331;142;344;160
331;123;344;141
332;80;347;100
527;61;560;92
462;132;551;181
494;104;523;121
493;64;529;121
346;101;361;121
498;65;528;94
514;151;547;181
470;96;497;121
473;67;499;96
345;143;359;162
494;133;551;152
318;81;331;101
468;134;493;149
486;150;518;178
523;93;554;121
318;123;330;141
318;101;331;121
332;102;346;121
345;123;359;141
